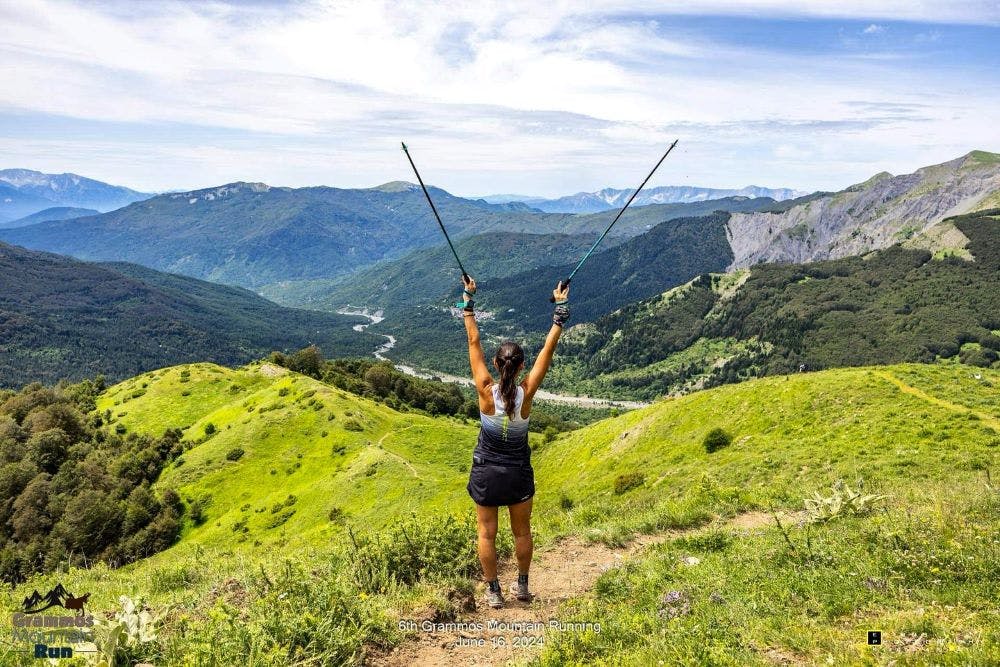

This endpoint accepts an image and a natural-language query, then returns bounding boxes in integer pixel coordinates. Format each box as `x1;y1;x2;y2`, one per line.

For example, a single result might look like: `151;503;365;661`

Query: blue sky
1;1;998;196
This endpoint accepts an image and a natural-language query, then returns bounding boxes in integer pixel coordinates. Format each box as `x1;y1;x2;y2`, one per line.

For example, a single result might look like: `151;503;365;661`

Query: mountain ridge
725;150;1000;269
0;168;151;216
490;184;806;213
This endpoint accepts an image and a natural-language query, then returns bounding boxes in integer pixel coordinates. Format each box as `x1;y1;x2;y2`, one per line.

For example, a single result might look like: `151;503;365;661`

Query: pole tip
401;141;407;151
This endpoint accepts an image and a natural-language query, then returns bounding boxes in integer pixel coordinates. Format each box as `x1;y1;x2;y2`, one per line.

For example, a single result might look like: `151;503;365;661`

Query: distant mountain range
482;185;806;213
0;206;98;229
0;168;150;222
0;180;777;290
0;241;377;387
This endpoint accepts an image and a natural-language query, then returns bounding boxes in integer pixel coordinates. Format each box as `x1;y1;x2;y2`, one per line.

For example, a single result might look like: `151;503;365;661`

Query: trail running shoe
511;580;533;602
485;587;504;609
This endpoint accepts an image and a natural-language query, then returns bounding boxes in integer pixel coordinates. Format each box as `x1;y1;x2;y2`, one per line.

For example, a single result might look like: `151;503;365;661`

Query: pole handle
549;278;571;303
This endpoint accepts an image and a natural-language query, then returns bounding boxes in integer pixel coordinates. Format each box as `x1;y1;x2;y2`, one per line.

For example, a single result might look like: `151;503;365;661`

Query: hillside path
375;427;422;479
874;370;1000;430
370;512;774;667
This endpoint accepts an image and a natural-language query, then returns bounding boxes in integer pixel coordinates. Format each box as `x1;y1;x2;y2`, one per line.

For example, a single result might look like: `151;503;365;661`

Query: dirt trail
371;512;774;667
874;370;1000;430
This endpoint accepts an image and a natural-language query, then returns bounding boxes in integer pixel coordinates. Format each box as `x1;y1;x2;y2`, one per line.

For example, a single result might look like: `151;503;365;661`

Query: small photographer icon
867;631;881;645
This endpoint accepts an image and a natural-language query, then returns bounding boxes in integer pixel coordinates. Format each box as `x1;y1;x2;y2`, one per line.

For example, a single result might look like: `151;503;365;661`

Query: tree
10;473;53;542
26;428;71;474
289;345;324;378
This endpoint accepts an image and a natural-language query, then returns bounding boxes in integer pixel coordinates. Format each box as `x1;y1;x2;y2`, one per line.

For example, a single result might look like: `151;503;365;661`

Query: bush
225;448;245;462
204;423;217;436
343;419;364;432
188;496;210;526
347;514;505;593
703;427;733;453
614;472;645;495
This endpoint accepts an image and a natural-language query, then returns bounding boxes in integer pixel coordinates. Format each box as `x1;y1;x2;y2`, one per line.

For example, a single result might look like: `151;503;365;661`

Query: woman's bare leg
475;503;500;580
508;498;533;575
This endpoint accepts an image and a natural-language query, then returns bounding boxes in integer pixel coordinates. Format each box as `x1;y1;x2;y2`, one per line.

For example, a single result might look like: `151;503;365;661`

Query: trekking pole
550;139;679;302
400;142;469;281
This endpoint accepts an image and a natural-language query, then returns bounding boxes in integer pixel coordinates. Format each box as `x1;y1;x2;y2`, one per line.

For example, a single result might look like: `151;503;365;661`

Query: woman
459;275;570;609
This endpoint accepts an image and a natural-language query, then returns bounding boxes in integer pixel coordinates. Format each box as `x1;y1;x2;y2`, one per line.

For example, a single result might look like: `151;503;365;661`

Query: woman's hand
552;280;569;303
462;275;477;295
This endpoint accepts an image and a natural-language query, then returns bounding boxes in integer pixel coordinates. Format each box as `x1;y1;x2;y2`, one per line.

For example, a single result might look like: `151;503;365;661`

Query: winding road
337;308;650;410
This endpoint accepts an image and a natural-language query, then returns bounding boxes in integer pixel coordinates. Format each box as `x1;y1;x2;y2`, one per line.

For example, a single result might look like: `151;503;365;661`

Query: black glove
553;303;570;327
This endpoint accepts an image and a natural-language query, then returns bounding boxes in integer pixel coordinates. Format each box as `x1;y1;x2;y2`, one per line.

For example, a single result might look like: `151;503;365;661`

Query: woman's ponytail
494;341;525;420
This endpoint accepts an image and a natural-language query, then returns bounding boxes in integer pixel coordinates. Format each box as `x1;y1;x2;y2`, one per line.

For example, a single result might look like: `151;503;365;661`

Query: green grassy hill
96;362;479;551
2;362;997;664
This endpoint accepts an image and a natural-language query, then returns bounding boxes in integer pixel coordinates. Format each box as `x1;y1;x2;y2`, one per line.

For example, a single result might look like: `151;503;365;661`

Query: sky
1;0;999;197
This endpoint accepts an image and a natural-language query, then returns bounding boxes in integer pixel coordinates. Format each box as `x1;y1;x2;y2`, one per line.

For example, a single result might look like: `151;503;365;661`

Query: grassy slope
531;362;999;665
97;362;478;551
2;362;996;664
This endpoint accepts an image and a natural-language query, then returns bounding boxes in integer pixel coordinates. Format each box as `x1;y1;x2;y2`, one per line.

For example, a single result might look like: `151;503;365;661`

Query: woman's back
476;385;530;464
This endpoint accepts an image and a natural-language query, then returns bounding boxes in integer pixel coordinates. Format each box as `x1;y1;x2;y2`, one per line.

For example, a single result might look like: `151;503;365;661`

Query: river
338;308;650;410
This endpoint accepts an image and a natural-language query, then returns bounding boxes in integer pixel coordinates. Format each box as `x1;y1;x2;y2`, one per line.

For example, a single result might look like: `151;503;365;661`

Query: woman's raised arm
461;276;493;396
523;281;570;402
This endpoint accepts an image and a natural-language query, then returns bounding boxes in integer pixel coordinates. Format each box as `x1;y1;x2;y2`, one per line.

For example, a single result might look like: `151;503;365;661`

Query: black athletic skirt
467;458;535;507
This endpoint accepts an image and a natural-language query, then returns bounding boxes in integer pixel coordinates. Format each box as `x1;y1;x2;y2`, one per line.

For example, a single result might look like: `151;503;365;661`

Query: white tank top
480;385;529;441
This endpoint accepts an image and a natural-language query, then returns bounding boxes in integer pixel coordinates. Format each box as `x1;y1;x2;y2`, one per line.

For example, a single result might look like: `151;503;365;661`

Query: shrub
347;514;506;593
343;419;364;432
225;448;245;462
804;479;885;523
703;427;733;453
188;496;210;526
203;423;217;436
558;493;575;510
266;508;295;529
614;472;645;495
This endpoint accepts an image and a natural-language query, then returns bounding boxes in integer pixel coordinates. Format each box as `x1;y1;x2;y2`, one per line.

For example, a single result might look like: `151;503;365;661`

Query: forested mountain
487;212;736;329
261;231;623;310
380;213;737;376
0;242;376;387
0;206;98;229
546;209;1000;399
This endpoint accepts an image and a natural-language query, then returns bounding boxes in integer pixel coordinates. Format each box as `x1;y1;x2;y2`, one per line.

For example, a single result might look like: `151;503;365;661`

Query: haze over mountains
0;168;151;222
0;206;99;229
483;184;806;213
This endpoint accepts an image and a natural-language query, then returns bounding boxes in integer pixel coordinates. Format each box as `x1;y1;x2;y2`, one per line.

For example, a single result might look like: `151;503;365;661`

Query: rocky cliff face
726;151;1000;269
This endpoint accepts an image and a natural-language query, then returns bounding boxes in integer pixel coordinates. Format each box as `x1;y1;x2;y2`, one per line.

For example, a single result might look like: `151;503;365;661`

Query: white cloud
862;23;886;34
0;0;997;195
